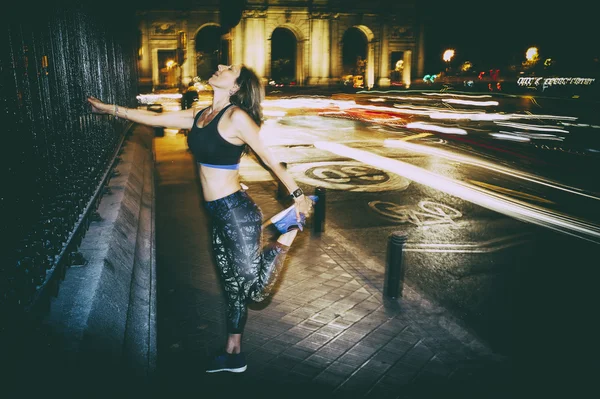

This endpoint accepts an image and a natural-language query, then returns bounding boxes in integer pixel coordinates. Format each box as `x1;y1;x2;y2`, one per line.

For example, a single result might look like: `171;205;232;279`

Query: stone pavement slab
153;132;512;399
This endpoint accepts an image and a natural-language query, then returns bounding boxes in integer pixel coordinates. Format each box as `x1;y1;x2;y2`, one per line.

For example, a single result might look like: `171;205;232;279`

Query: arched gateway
136;1;423;90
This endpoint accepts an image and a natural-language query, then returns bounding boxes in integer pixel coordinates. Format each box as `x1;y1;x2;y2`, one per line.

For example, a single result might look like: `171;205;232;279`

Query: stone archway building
136;1;424;90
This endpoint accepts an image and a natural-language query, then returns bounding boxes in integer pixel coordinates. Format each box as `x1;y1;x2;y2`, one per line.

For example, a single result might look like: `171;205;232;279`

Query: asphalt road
218;89;600;358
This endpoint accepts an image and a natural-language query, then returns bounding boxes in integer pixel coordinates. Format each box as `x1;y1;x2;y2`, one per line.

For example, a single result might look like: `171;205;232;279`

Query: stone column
189;33;196;81
180;19;191;84
138;16;152;90
366;41;375;89
231;23;243;65
378;24;390;88
152;48;159;88
243;10;267;78
308;13;331;86
403;50;412;88
329;14;340;82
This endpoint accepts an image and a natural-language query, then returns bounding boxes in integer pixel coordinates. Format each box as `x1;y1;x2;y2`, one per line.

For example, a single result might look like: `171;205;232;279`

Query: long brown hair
229;65;264;127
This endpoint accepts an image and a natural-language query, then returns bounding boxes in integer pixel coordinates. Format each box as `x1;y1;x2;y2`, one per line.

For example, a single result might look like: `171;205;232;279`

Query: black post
384;231;407;298
277;162;288;200
313;187;326;234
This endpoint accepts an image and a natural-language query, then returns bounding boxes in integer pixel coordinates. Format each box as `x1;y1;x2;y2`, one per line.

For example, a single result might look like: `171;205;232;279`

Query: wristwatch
289;187;304;199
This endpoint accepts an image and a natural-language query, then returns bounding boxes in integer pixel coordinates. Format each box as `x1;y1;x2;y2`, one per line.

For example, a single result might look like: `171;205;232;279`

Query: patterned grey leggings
206;190;289;334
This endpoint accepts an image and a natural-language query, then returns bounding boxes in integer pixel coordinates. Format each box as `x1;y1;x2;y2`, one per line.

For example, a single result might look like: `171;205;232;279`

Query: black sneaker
205;351;247;373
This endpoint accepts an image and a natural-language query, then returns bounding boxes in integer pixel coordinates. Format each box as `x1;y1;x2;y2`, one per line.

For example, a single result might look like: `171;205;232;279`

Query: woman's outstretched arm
87;96;196;130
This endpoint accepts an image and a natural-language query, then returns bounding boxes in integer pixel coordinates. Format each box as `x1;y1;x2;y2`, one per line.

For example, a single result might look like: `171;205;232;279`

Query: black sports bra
186;104;246;170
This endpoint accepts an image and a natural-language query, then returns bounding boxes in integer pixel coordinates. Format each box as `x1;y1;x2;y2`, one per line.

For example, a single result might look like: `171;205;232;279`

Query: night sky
423;0;598;73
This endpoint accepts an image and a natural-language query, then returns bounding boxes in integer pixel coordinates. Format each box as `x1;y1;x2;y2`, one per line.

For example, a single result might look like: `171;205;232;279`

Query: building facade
136;0;424;90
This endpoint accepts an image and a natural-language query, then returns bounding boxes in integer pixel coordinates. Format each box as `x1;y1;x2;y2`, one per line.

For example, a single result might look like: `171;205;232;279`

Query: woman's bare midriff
198;164;243;201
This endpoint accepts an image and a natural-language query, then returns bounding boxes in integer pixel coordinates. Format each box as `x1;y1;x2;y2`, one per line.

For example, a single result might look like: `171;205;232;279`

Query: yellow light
166;59;175;68
443;49;455;62
525;47;539;62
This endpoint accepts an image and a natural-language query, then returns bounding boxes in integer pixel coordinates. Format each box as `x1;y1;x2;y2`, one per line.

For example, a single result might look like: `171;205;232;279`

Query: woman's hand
294;195;313;222
87;96;110;115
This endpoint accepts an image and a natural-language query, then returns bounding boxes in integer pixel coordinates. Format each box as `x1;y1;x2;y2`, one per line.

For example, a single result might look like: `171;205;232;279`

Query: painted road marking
369;200;462;228
288;161;411;192
314;141;600;243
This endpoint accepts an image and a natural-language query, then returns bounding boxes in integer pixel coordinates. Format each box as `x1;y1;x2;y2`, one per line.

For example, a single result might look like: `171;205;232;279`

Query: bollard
384;231;407;299
277;162;288;200
313;187;326;234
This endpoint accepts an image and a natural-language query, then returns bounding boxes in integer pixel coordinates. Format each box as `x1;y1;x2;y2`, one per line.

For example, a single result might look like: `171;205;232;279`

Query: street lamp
525;47;539;63
523;46;539;72
443;49;455;63
443;49;455;74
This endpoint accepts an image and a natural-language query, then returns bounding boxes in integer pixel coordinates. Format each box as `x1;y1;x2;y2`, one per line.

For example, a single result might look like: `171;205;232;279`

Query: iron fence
0;5;140;326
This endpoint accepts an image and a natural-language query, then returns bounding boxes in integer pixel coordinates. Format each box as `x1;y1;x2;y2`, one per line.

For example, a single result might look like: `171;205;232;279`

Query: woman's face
208;64;241;90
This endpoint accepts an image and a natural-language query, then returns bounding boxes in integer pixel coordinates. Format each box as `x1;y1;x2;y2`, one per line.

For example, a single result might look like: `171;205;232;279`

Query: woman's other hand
87;96;109;115
294;195;313;221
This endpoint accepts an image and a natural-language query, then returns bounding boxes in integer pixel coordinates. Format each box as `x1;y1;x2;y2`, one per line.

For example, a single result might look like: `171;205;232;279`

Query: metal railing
0;5;140;326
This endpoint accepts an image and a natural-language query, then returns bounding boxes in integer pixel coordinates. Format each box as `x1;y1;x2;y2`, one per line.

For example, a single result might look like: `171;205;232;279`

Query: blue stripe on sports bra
199;162;240;170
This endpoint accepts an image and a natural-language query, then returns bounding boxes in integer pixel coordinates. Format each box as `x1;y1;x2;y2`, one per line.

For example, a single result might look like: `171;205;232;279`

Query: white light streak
489;133;531;142
371;96;432;102
262;98;356;110
406;122;467;135
442;99;499;106
496;131;565;141
429;112;512;121
263;110;286;117
494;121;570;133
315;141;600;243
422;92;493;98
383;139;600;201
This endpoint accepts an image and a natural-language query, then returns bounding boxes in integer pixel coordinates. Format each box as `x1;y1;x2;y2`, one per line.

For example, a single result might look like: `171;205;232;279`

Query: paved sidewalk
153;132;512;399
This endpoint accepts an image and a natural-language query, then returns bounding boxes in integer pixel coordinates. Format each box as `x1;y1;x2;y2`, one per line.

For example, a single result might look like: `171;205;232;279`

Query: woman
88;64;315;373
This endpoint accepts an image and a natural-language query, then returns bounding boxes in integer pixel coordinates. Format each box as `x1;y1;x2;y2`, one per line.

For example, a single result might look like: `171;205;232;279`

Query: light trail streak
494;121;570;133
442;99;499;106
263;110;286;117
489;133;531;142
315;141;600;243
383;139;600;201
406;122;467;135
495;131;565;141
369;96;433;102
422;92;493;98
429;111;512;121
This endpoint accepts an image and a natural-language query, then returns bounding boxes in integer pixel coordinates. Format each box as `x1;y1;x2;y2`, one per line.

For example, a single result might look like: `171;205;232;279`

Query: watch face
293;188;303;197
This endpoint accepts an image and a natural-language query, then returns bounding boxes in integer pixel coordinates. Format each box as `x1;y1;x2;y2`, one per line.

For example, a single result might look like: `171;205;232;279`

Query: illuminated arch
268;23;306;86
347;24;375;89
